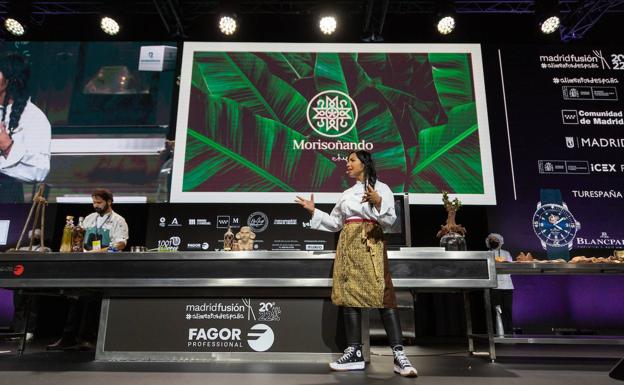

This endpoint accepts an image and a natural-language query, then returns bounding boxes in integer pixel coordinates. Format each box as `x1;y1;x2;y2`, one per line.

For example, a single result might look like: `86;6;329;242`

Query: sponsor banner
488;45;624;254
102;298;344;353
146;203;335;251
145;196;407;251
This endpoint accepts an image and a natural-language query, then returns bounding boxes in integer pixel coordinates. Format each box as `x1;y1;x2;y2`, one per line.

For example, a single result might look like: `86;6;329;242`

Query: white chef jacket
0;100;51;182
493;249;514;290
310;180;397;233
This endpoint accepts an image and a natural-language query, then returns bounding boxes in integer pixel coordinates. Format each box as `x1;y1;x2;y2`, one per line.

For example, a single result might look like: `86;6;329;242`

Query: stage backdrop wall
482;44;624;333
485;45;624;258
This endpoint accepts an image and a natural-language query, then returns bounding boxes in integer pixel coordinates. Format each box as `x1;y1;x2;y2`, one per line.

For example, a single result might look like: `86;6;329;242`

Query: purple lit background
0;290;13;326
512;275;624;332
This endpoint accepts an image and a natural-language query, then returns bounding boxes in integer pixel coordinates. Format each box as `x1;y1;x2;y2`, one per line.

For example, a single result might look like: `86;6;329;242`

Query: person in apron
296;150;417;378
82;188;129;252
47;188;129;351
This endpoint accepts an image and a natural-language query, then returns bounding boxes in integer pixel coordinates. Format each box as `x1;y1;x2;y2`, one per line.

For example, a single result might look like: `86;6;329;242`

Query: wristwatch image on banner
532;188;581;261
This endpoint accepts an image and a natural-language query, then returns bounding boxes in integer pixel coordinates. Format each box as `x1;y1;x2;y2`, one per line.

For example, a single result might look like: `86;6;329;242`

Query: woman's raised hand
295;194;315;215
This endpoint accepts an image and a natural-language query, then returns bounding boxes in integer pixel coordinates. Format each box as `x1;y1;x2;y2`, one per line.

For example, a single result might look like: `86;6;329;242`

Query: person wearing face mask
82;188;128;252
296;150;417;378
486;233;514;335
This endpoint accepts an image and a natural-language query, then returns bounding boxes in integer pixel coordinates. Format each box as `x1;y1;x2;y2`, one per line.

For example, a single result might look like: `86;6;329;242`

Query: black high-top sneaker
392;345;418;377
329;345;365;371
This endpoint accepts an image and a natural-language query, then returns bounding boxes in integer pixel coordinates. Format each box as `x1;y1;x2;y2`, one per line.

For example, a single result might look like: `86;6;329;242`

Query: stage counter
0;250;497;362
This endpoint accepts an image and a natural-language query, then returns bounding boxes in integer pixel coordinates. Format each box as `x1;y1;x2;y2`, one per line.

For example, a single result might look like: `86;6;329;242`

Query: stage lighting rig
435;0;456;35
100;16;120;36
319;16;337;35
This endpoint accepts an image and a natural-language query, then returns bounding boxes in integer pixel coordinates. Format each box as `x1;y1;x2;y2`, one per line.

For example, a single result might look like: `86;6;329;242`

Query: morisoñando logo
306;90;358;138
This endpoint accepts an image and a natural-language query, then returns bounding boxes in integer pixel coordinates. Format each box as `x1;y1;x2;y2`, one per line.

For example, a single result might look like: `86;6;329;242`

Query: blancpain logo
576;232;624;248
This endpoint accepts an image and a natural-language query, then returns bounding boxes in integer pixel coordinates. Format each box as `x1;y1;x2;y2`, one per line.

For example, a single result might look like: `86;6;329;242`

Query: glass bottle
71;216;85;252
59;216;74;252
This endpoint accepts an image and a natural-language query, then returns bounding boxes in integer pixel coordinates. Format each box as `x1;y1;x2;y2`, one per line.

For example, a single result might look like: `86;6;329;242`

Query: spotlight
540;15;560;34
100;16;120;36
219;15;237;35
535;0;560;35
437;16;455;35
4;17;25;36
319;16;337;35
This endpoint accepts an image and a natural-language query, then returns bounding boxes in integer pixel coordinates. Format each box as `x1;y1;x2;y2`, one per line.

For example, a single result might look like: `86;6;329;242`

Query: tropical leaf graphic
428;53;475;112
185;95;338;191
183;50;485;195
409;102;483;193
193;51;311;135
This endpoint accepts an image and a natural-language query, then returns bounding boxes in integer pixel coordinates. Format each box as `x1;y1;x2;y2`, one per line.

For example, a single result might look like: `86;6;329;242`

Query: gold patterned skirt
331;221;397;309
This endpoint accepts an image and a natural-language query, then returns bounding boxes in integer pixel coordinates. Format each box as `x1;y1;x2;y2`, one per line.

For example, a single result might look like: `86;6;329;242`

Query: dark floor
0;340;622;385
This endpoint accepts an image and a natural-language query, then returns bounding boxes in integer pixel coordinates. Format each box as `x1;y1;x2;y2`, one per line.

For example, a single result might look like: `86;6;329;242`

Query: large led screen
171;43;495;204
0;42;177;204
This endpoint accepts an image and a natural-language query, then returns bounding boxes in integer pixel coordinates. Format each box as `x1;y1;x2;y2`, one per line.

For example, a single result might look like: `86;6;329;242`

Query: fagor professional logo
187;327;243;348
247;324;274;352
306;90;358;138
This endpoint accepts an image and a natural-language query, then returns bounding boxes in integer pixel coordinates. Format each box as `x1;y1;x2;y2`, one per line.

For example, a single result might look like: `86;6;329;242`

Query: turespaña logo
306;90;358;138
247;324;274;352
247;212;269;233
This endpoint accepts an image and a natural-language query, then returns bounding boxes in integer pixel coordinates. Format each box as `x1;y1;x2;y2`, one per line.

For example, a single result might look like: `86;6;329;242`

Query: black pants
61;296;101;342
343;307;403;347
491;289;513;333
11;292;37;334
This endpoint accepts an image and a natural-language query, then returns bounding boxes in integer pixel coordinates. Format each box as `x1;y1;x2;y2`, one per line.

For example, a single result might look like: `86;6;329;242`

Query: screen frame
170;42;496;205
